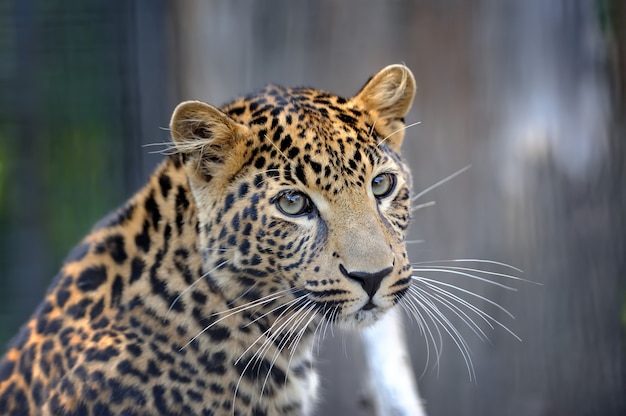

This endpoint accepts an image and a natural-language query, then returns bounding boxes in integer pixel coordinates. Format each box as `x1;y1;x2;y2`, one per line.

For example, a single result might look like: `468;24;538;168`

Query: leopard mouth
302;287;391;328
332;298;391;329
362;300;377;311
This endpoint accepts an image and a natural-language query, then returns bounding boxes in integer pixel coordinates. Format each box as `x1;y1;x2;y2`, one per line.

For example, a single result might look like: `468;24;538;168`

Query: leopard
0;64;417;415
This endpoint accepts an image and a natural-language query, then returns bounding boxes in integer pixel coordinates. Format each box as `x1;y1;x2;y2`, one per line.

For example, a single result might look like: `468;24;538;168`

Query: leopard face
171;65;416;330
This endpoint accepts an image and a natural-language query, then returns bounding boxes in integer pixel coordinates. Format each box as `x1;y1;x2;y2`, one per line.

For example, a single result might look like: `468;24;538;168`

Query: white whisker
377;121;422;148
226;281;261;307
406;287;444;362
141;141;171;147
367;120;377;140
411;200;436;213
410;286;476;380
217;288;294;316
260;304;315;397
233;299;309;410
141;140;180;156
235;298;306;366
312;306;335;355
290;307;319;355
284;306;321;387
262;304;318;395
418;283;495;331
415;264;528;283
412;275;515;320
167;260;229;317
245;296;302;328
321;306;338;341
414;285;491;343
419;280;521;341
181;290;292;351
398;294;438;379
411;258;524;274
261;133;290;161
412;267;518;291
411;164;471;203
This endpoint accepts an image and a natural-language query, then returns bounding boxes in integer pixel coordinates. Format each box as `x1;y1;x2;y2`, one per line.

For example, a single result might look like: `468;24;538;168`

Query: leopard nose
339;264;393;297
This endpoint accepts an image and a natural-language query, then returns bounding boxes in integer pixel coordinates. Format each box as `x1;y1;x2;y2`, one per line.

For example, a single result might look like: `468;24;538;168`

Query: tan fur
0;65;416;416
352;64;416;151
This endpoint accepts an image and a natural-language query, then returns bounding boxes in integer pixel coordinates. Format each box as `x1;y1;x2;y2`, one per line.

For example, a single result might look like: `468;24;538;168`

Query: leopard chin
335;304;389;329
341;310;385;329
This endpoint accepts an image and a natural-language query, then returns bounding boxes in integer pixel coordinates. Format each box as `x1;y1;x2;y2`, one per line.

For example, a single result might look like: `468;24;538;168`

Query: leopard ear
353;65;416;150
170;100;249;182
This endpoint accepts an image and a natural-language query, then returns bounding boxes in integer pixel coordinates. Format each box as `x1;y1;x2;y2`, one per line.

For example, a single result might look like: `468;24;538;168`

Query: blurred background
1;1;625;415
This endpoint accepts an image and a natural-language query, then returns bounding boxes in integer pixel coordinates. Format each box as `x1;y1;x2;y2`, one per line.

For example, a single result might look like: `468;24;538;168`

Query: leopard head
170;65;416;329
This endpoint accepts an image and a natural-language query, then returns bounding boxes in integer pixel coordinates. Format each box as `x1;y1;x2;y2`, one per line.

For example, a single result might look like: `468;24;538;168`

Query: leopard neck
58;156;225;335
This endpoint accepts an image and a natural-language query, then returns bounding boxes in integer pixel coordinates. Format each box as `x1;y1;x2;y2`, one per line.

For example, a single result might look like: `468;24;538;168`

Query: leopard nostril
339;264;393;298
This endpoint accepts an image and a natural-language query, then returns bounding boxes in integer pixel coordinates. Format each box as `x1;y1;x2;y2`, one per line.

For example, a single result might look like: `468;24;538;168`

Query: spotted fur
0;65;416;415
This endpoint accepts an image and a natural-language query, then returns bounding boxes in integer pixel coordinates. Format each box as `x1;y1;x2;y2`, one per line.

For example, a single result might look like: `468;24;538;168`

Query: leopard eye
276;191;312;216
371;173;396;198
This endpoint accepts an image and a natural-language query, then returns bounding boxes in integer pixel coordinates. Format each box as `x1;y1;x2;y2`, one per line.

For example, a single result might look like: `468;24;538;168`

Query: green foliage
43;125;121;262
596;0;614;34
0;0;132;347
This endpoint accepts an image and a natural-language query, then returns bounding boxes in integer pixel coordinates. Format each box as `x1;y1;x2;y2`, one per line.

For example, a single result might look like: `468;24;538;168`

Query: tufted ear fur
352;65;416;151
170;100;250;183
